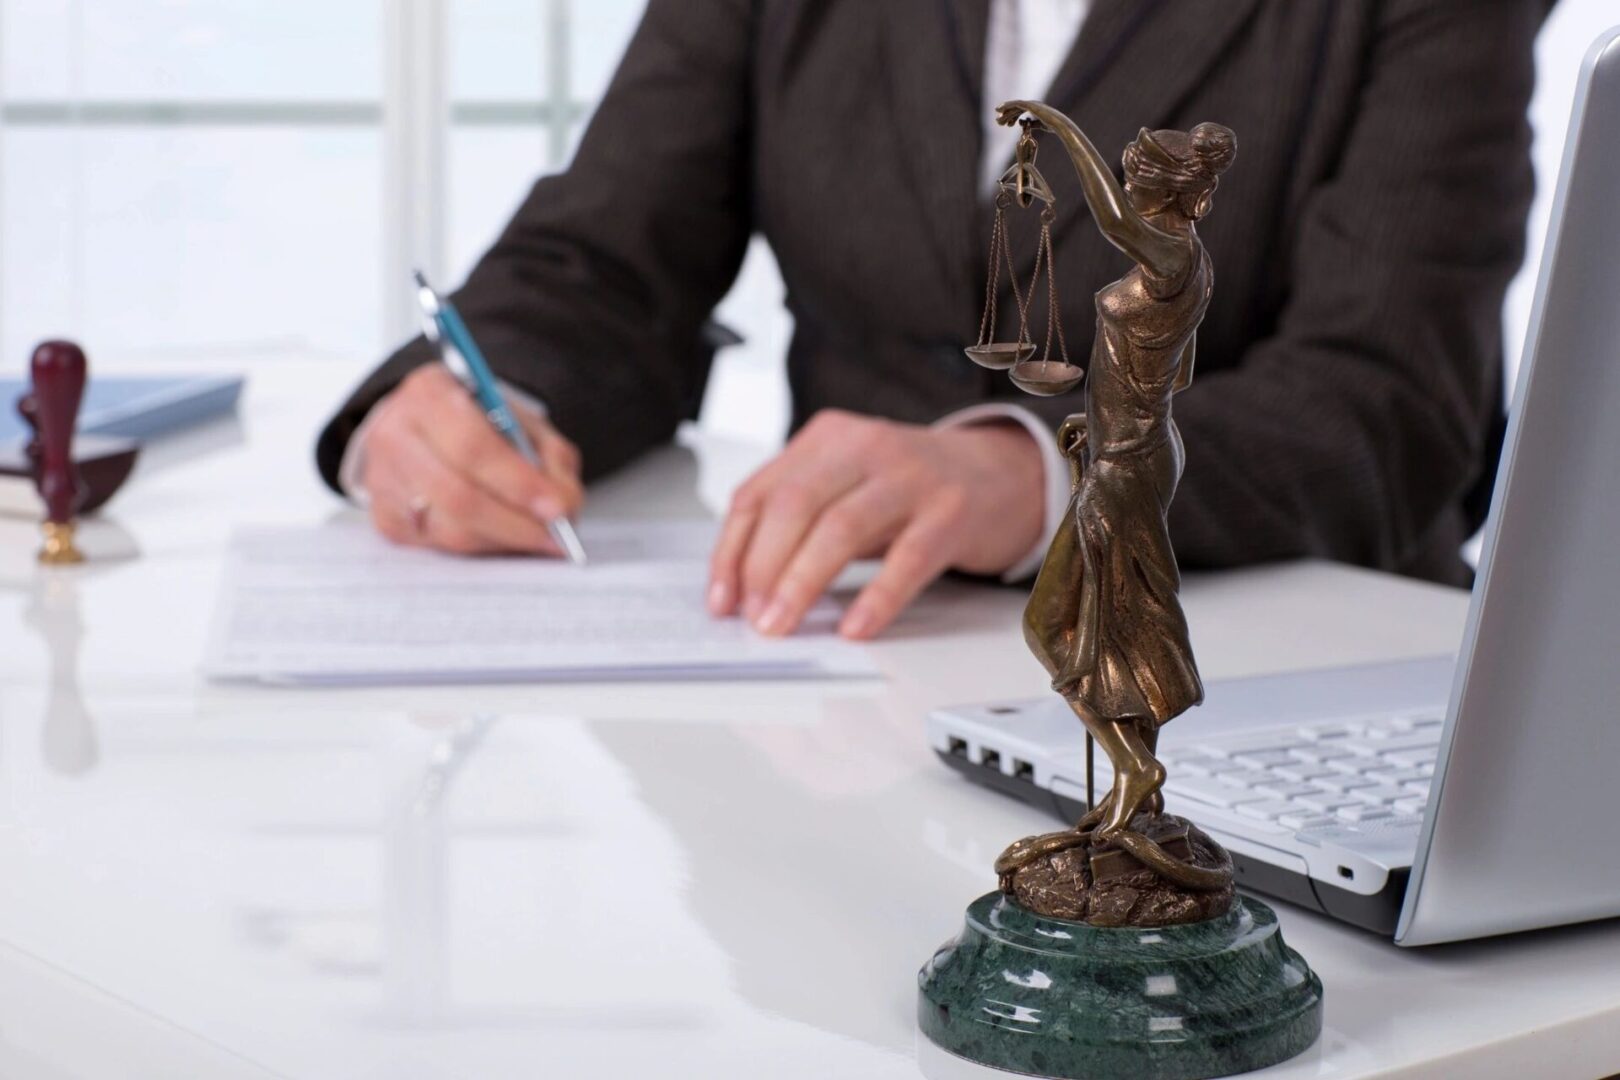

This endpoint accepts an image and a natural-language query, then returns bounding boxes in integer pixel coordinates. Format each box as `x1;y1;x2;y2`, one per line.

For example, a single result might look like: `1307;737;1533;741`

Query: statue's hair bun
1191;123;1237;177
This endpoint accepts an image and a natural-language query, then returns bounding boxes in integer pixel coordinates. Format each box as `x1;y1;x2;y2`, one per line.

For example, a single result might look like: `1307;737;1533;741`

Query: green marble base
918;893;1322;1080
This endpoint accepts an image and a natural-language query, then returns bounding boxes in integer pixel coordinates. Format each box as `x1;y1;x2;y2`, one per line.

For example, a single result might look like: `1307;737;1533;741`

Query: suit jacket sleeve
1024;0;1539;578
315;0;755;491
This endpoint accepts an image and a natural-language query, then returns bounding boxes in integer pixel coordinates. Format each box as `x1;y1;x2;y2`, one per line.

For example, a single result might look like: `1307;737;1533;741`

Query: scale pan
1009;360;1086;396
964;342;1036;371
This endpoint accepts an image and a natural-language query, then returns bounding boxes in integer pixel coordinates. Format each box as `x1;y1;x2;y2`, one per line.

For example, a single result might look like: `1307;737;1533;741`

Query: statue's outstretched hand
995;102;1029;128
996;102;1046;129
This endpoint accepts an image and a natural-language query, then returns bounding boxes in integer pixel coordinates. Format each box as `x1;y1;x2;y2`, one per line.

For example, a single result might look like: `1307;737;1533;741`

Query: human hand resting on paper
361;366;584;556
707;410;1044;640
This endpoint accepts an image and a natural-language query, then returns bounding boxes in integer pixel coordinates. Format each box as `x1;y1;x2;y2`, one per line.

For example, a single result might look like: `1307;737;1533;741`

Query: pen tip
412;269;429;289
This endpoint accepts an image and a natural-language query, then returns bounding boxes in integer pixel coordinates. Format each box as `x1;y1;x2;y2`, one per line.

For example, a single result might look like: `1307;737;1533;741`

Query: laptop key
1295;792;1362;813
1403;779;1432;798
1390;711;1445;733
1236;800;1297;821
1394;796;1429;816
1290;744;1354;763
1315;773;1378;792
1352;785;1408;805
1376;733;1443;754
1299;723;1359;741
1164;778;1271;809
1343;733;1439;756
1214;769;1272;789
1233;750;1302;769
1378;766;1430;784
1255;781;1330;800
1278;810;1338;830
1198;737;1305;758
1337;804;1394;823
1382;748;1437;769
1237;736;1309;754
1161;755;1221;776
1271;763;1335;783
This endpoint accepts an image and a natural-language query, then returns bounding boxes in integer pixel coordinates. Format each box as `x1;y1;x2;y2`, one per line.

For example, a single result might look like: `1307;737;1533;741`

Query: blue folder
0;374;244;444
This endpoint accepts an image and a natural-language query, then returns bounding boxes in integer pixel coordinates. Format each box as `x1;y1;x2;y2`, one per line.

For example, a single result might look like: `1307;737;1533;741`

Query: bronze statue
921;105;1320;1079
972;102;1238;924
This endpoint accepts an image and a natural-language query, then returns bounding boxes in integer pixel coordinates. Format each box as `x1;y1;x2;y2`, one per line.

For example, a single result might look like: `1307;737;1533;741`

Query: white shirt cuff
933;402;1069;583
337;405;384;507
336;377;547;507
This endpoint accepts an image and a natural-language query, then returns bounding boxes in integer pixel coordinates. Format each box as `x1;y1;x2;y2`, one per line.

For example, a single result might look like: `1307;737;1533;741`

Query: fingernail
755;597;790;636
531;497;563;521
707;579;732;615
840;603;877;640
743;593;765;622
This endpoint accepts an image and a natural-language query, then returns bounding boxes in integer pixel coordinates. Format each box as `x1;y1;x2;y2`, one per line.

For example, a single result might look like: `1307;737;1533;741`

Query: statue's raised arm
996;101;1190;280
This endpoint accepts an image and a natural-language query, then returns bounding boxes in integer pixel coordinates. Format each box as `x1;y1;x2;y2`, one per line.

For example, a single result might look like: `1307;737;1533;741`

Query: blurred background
0;0;1615;448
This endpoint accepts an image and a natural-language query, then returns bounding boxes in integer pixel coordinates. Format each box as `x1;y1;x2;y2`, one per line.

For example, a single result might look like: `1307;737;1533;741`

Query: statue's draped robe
1025;240;1209;726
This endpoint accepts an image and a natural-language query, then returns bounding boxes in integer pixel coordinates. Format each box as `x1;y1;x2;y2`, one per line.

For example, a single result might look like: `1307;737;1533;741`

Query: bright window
0;0;789;440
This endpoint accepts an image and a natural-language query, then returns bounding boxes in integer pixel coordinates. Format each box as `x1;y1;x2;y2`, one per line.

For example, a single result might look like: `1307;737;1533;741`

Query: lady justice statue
994;99;1236;917
918;103;1321;1080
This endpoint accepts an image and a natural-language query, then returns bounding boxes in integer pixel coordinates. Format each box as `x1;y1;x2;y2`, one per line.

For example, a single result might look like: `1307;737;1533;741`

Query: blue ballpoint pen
412;270;588;565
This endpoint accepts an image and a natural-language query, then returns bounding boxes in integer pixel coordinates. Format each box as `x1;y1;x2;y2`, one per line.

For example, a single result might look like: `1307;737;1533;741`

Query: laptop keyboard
1158;710;1445;831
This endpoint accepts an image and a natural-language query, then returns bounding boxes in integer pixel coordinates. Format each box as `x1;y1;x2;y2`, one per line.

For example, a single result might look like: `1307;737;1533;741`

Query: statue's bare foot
1099;761;1165;837
1074;793;1114;833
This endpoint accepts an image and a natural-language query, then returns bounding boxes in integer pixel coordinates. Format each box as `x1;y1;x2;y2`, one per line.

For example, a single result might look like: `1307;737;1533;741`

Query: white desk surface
1;358;1617;1080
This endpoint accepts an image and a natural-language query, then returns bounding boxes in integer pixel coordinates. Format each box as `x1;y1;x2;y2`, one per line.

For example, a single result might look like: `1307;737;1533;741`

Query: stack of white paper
204;521;878;685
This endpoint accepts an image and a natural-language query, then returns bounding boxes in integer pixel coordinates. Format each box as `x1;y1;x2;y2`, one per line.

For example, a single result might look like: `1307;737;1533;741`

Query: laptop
926;26;1620;947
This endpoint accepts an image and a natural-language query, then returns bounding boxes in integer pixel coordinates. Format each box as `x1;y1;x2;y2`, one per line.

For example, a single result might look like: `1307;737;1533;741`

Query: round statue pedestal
918;892;1322;1080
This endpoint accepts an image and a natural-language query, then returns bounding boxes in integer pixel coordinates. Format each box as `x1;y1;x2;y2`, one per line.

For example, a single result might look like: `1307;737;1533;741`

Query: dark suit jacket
318;0;1548;586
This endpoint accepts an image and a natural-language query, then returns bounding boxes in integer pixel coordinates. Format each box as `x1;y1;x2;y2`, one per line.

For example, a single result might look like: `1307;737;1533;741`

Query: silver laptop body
927;26;1620;946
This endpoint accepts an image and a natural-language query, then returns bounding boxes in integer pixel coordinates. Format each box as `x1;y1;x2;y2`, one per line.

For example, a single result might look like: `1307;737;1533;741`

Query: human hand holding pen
360;365;585;556
411;270;588;563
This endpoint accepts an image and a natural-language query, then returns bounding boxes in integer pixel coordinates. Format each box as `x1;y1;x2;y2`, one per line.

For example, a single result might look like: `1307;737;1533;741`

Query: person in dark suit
317;0;1549;639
